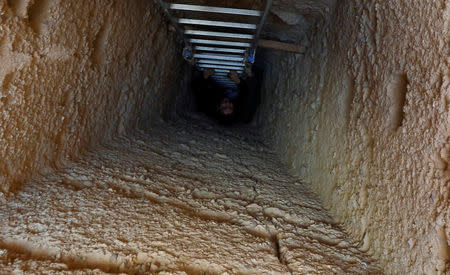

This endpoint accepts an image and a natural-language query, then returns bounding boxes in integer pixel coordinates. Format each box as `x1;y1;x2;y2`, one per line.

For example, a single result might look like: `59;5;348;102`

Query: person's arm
229;70;248;97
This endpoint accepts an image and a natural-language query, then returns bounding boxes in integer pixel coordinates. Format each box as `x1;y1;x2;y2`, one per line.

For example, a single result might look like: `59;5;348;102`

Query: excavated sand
0;117;381;274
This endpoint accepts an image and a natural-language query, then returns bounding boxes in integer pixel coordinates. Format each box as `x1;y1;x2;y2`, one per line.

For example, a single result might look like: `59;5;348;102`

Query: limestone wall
257;1;449;273
0;0;183;195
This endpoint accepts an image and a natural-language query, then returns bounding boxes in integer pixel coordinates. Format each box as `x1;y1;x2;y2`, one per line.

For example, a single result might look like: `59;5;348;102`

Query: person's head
218;97;234;115
216;97;236;125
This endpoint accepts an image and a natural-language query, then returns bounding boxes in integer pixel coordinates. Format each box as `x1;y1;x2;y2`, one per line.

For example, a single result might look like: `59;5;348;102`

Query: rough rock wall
257;0;449;273
0;0;183;195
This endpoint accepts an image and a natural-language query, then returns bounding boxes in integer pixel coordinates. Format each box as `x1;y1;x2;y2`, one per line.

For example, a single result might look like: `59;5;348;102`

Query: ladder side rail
252;0;273;48
154;0;190;47
247;0;273;64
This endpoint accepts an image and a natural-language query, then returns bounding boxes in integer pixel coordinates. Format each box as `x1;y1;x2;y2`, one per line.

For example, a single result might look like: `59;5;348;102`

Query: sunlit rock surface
0;117;381;274
257;1;449;274
0;0;184;194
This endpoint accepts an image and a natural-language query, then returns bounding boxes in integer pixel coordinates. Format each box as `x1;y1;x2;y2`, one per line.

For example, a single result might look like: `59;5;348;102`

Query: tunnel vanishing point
0;0;449;274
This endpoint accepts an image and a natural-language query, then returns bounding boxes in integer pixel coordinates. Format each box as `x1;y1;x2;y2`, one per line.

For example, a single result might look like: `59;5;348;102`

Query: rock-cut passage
0;116;382;274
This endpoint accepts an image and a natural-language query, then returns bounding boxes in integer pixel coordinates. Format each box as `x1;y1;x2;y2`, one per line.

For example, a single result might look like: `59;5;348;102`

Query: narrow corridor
0;116;381;274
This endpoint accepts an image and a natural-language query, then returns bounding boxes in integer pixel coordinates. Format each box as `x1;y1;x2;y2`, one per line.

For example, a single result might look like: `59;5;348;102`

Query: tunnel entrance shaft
0;0;448;274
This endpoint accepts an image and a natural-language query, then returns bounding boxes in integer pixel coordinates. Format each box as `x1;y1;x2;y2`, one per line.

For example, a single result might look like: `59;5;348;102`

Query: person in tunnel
192;69;260;125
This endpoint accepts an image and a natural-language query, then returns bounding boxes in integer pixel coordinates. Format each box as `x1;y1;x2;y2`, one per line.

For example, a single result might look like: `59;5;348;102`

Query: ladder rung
214;81;235;84
212;76;232;80
185;30;253;40
212;78;234;83
215;83;235;86
198;64;244;70
179;19;257;29
195;46;246;54
215;82;235;86
213;78;236;85
169;4;261;16
200;68;243;74
194;53;244;62
197;59;244;67
190;39;251;48
214;80;236;84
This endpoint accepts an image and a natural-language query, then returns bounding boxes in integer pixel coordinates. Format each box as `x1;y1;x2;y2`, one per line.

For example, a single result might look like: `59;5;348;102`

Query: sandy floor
0;117;382;274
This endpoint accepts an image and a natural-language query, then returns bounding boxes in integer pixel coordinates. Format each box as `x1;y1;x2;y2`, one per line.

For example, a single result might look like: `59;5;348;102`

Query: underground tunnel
0;0;449;274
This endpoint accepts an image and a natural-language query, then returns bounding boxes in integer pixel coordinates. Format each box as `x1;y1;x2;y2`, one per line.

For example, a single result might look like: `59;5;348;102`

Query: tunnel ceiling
165;0;336;44
264;0;335;44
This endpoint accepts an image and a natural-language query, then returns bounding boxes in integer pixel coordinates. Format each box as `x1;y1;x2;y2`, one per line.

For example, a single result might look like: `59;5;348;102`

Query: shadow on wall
385;72;408;131
28;0;51;34
91;16;111;66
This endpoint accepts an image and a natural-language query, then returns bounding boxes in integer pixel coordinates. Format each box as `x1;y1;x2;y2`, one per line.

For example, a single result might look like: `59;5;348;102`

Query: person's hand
203;69;215;79
229;70;240;84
